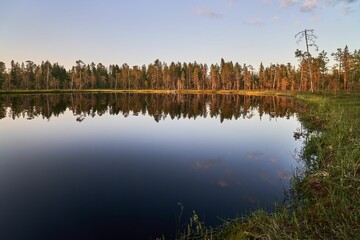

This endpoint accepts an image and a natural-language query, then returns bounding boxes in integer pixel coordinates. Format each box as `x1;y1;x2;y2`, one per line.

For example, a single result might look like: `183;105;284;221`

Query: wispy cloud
263;0;273;5
246;151;264;160
297;0;359;13
215;170;241;188
217;179;229;187
277;169;292;180
195;7;224;19
281;0;299;8
220;0;237;8
243;18;265;26
326;0;358;5
269;156;278;163
342;6;354;14
260;171;277;185
227;0;237;7
310;14;321;21
192;159;221;170
301;0;320;12
326;0;358;15
272;15;280;21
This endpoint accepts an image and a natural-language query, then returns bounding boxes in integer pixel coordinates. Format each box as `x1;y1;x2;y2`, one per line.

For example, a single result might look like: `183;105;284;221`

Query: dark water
0;93;303;239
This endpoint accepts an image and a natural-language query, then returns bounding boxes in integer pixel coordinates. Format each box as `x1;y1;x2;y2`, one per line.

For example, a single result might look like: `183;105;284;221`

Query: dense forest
1;46;359;92
0;93;302;123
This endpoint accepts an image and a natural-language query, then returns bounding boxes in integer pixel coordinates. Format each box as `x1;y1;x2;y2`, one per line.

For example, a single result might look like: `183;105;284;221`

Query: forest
0;46;359;92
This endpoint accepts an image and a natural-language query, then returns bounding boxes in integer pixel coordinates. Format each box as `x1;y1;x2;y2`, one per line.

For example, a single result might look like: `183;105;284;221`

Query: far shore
0;89;301;96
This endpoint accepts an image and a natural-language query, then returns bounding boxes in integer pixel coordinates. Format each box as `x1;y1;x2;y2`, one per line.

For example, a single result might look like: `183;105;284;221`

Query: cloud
192;159;221;170
269;156;278;163
246;151;264;160
326;0;358;5
281;0;299;8
260;171;277;185
311;15;321;21
325;0;358;15
243;18;265;26
216;171;241;188
298;0;358;13
217;179;229;187
195;8;223;19
277;169;292;180
220;0;237;8
227;0;237;7
342;6;354;14
301;0;320;12
279;0;358;14
262;0;273;5
272;15;280;21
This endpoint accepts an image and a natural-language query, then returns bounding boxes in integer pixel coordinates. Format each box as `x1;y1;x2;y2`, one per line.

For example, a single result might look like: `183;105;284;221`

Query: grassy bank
202;92;359;240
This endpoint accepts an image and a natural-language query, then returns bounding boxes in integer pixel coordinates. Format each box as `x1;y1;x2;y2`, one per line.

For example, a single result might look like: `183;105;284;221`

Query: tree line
1;47;359;92
0;93;302;123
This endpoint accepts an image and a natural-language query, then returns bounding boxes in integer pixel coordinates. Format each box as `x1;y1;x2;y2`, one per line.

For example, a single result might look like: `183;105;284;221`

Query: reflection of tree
0;94;304;122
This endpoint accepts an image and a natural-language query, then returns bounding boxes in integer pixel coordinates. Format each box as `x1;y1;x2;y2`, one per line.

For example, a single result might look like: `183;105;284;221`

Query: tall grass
289;93;360;239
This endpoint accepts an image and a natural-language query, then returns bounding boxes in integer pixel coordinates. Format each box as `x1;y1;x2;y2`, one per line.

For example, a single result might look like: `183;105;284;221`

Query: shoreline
0;88;307;97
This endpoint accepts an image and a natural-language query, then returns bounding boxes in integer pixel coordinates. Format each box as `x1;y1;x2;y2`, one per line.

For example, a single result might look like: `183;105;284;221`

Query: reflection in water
246;151;264;161
0;93;304;240
0;93;302;122
192;159;222;170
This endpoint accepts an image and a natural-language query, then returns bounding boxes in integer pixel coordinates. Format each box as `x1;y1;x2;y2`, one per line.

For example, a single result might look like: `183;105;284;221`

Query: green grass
204;92;360;240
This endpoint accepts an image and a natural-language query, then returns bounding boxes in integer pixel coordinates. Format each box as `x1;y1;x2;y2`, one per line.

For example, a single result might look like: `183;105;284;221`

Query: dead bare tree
295;29;318;92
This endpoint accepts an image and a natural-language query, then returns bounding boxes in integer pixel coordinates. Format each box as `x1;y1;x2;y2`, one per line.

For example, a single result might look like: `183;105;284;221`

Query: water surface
0;93;303;239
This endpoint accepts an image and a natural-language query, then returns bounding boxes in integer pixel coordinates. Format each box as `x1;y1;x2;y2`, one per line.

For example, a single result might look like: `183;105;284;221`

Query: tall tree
243;64;251;90
0;62;6;89
352;49;360;90
210;64;220;90
258;62;264;90
76;60;84;90
342;45;350;91
316;51;329;91
10;60;22;89
295;29;318;92
332;46;351;90
52;63;68;89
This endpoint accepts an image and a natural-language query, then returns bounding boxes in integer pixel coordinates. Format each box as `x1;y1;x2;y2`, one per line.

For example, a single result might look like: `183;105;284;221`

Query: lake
0;93;303;240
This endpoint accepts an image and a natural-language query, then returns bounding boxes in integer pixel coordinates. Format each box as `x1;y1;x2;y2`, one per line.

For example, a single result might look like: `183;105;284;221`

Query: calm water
0;93;303;239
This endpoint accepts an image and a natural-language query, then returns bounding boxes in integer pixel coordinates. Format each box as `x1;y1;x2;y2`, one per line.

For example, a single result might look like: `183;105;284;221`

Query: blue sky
1;0;359;70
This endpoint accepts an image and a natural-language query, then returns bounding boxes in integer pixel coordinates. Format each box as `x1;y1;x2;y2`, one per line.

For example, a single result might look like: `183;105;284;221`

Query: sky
0;0;359;70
